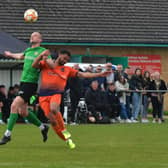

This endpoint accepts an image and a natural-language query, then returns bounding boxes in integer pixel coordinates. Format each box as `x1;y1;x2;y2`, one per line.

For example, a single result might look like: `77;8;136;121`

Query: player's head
57;49;71;65
30;32;42;45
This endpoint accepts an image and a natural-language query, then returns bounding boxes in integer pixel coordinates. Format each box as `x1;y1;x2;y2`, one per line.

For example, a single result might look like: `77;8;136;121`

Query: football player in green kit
0;32;49;145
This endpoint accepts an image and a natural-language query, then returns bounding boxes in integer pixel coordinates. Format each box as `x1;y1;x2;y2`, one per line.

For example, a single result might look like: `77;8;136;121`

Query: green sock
7;113;18;131
28;108;38;116
26;111;41;127
0;112;2;120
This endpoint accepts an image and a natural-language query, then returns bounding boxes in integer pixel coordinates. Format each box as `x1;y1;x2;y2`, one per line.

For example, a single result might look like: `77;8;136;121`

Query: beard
59;61;65;66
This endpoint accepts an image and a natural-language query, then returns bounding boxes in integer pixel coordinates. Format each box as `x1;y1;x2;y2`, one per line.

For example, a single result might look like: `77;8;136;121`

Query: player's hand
4;51;12;57
41;50;50;60
100;71;111;77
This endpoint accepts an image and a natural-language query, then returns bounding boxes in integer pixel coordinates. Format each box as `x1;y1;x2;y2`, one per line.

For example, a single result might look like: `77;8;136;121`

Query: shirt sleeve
68;67;78;78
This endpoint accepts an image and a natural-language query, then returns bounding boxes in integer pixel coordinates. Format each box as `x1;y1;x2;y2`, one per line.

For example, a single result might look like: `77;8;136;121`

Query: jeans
120;103;128;120
126;95;132;119
132;92;141;120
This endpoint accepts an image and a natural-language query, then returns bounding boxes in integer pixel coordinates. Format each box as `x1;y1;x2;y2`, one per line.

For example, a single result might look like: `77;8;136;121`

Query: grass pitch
0;123;168;168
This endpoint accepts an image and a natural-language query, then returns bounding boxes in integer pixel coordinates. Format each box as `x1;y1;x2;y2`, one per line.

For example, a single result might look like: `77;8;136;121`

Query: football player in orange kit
32;49;111;149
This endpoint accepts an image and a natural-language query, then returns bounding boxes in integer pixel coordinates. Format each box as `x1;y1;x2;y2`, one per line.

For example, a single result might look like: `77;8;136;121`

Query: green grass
1;123;168;168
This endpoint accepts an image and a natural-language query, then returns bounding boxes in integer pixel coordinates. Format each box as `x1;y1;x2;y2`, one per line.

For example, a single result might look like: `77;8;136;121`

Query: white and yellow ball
24;9;38;23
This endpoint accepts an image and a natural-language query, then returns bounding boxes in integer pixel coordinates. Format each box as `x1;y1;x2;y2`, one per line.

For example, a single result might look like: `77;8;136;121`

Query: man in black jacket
68;64;84;124
85;80;109;123
105;83;121;123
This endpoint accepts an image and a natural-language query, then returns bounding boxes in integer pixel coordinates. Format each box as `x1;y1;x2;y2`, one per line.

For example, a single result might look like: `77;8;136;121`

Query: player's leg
0;82;49;145
23;106;38;123
39;95;75;148
19;102;49;142
39;96;64;138
19;83;49;142
39;97;68;140
50;94;75;149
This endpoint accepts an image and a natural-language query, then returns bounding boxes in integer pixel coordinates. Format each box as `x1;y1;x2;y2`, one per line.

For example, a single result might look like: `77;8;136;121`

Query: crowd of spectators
0;63;167;125
67;63;167;124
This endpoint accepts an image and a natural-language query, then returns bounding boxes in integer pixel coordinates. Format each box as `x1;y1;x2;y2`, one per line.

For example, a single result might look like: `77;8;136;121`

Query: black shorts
18;82;38;103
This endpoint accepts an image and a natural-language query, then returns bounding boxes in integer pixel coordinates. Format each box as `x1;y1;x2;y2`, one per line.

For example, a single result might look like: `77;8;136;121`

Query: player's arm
4;51;24;60
32;50;50;68
77;71;111;78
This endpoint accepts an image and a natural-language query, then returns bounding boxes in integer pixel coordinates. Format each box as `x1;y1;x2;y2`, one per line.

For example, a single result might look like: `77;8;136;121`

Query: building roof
0;0;168;45
0;31;28;55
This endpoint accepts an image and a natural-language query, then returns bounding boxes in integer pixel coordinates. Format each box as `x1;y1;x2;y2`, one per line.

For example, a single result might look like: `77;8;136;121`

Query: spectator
83;65;94;93
129;68;144;122
85;64;94;73
114;64;124;81
68;64;84;124
141;71;151;123
0;85;9;123
85;80;109;123
115;76;132;123
123;66;132;119
94;65;106;90
123;66;132;81
7;86;16;107
150;73;155;81
105;63;115;86
0;92;4;124
13;84;20;96
105;83;120;123
149;71;167;123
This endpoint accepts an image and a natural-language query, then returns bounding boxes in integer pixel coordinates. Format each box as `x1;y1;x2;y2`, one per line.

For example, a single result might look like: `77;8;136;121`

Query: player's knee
50;108;58;115
11;102;18;112
11;97;25;113
20;112;28;117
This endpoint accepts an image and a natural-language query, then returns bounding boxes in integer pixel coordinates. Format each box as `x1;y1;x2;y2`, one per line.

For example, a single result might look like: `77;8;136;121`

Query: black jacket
129;75;144;90
149;79;167;95
85;87;106;107
105;89;120;106
68;76;83;98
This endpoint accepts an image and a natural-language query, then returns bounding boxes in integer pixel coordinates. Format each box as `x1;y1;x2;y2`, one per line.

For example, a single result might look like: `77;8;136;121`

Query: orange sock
51;112;66;141
52;125;66;140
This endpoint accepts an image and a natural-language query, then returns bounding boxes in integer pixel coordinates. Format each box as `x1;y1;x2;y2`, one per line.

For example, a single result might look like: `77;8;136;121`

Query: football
24;9;38;23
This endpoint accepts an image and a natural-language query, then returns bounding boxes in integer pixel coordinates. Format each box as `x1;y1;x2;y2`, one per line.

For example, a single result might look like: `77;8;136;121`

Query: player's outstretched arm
32;50;50;68
77;71;111;78
4;51;24;60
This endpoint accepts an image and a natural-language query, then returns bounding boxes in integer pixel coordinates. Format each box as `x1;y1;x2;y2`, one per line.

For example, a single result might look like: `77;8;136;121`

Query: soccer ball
24;9;38;23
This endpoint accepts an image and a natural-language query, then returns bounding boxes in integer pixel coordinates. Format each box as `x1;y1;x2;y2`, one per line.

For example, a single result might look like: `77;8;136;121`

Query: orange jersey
39;60;78;96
